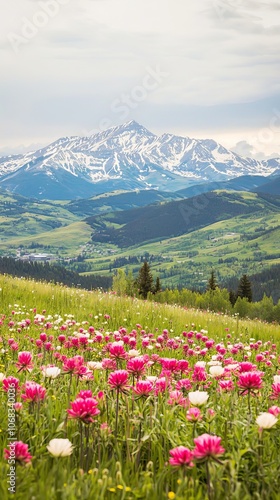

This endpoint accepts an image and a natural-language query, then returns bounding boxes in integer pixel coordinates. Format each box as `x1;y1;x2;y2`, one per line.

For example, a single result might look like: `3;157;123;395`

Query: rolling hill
86;191;280;248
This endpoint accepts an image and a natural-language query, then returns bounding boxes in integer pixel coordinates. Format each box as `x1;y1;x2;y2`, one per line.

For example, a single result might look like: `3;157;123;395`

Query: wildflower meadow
0;275;280;500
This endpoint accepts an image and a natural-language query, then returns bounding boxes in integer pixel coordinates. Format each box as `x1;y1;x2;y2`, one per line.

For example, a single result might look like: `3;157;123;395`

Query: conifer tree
237;274;252;302
207;270;217;291
137;261;154;299
154;276;161;294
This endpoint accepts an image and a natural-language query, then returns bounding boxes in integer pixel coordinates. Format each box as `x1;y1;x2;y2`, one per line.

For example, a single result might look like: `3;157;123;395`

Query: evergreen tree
153;276;161;294
237;274;253;302
229;289;237;306
137;261;154;299
207;270;217;291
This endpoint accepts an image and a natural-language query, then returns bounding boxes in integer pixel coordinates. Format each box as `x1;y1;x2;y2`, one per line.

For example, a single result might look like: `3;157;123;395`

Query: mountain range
1;121;280;200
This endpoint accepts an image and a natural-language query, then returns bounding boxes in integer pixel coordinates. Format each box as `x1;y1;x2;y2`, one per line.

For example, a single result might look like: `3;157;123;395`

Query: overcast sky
1;0;280;159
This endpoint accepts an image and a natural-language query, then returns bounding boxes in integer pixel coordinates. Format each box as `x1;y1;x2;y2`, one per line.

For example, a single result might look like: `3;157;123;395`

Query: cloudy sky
1;0;280;159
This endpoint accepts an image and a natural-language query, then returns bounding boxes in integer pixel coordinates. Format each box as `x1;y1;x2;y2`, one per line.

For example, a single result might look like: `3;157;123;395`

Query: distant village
16;250;57;262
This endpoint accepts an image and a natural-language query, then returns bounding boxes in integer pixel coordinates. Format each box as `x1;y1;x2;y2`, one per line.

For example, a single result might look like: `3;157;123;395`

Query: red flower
133;380;153;396
68;397;100;424
271;383;280;400
2;376;20;392
78;390;93;399
193;434;225;460
21;382;46;402
268;405;280;416
109;344;127;360
127;357;147;378
169;446;194;467
16;351;33;372
218;380;234;392
186;407;202;422
108;370;129;390
4;441;32;464
167;390;188;407
237;372;263;392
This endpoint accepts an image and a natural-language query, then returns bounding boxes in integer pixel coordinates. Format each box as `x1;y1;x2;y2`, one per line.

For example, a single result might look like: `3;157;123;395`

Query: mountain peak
117;120;154;135
0;121;279;200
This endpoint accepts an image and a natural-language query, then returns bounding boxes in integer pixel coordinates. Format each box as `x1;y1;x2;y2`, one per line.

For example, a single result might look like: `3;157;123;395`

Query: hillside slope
87;191;280;247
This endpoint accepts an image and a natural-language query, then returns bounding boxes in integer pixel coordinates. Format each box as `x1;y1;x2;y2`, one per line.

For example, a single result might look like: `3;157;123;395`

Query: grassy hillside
87;191;279;247
0;190;78;242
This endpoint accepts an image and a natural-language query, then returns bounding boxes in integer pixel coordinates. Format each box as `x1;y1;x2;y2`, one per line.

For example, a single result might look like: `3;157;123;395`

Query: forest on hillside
0;257;112;290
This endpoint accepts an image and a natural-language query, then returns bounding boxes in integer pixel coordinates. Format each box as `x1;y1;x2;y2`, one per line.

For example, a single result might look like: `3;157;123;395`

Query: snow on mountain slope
0;120;279;199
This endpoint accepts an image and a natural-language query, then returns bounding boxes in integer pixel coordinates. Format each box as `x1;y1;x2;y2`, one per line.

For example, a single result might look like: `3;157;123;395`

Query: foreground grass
0;275;280;499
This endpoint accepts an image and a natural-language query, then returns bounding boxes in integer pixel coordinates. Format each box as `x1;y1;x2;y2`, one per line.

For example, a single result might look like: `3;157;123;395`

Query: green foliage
112;269;128;296
137;262;154;299
0;257;112;290
237;275;253;302
207;270;217;291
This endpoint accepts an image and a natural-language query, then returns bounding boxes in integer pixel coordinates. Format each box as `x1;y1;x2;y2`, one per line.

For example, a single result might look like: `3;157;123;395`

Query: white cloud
0;0;279;156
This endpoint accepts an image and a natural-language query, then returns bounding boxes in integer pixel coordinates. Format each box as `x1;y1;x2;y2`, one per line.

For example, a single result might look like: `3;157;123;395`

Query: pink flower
271;383;280;400
14;402;23;412
239;362;256;372
2;376;20;392
62;356;89;378
194;434;225;460
4;441;32;464
160;358;179;372
268;405;280;417
127;357;147;378
102;358;117;371
109;344;127;360
21;382;46;402
154;377;170;395
192;366;207;383
78;390;93;399
16;351;33;372
186;407;202;422
169;446;194;467
237;372;263;393
168;390;188;407
68;397;100;424
108;370;129;390
218;380;235;392
134;380;153;396
175;378;192;391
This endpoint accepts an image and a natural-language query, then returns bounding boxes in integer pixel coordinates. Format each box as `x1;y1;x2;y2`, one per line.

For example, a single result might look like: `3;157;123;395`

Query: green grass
0;275;280;499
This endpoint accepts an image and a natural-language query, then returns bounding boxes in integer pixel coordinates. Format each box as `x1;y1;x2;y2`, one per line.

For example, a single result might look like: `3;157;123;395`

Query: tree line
0;257;112;291
112;263;280;323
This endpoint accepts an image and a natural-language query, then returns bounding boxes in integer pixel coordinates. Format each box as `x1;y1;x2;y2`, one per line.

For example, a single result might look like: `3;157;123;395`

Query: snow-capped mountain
0;120;279;199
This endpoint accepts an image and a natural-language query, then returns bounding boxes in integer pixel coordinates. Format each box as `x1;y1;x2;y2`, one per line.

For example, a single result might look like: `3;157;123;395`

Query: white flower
195;361;206;368
256;413;278;429
87;361;103;370
209;366;224;378
128;349;140;358
226;364;239;371
273;375;280;384
0;372;5;382
47;438;74;457
188;391;209;406
207;361;222;366
146;376;158;383
42;367;61;379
